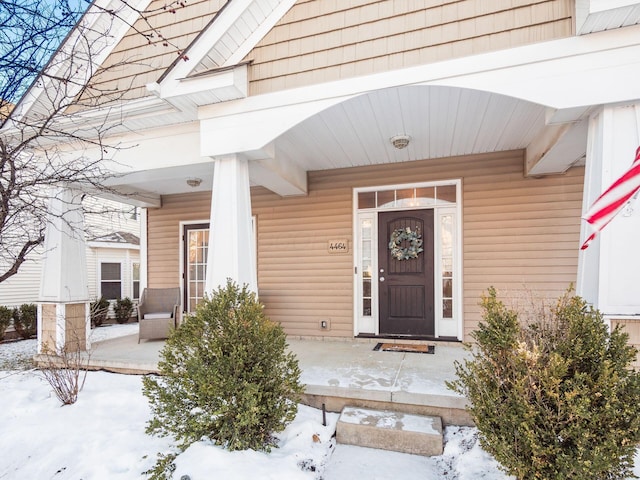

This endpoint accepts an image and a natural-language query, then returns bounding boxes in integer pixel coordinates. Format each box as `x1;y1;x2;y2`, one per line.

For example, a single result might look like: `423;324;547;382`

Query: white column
577;104;640;314
38;187;90;353
205;155;257;294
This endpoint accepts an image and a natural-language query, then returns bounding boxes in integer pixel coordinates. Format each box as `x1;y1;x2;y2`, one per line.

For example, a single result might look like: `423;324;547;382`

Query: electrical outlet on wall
319;319;330;330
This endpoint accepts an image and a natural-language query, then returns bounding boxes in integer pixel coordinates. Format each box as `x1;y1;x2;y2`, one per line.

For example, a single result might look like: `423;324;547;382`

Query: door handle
379;276;385;282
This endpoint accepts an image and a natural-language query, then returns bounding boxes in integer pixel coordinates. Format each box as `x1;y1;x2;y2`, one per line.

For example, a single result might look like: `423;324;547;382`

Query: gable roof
89;231;140;246
576;0;640;34
5;0;297;137
146;0;297;114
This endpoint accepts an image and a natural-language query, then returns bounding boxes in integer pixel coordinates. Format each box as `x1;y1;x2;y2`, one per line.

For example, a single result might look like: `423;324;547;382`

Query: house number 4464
328;240;349;253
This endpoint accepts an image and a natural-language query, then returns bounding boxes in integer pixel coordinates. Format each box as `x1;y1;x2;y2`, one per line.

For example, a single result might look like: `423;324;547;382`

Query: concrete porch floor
85;333;473;426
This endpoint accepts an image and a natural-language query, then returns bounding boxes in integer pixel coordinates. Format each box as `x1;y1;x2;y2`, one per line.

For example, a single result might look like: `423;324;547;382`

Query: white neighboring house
0;198;140;312
87;231;141;307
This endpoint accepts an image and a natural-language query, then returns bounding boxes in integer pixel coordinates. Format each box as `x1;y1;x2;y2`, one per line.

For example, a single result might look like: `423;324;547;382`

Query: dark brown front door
378;210;434;336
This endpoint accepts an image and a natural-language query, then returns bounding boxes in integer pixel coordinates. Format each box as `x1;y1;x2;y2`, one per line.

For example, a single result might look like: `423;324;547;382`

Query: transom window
357;185;457;210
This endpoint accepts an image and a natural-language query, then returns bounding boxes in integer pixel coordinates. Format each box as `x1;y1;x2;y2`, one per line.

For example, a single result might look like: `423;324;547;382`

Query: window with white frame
132;262;140;300
184;225;209;313
100;262;122;300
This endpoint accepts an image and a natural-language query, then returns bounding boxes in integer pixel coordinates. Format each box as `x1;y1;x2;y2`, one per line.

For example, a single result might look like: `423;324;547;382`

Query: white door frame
179;220;210;314
352;179;463;340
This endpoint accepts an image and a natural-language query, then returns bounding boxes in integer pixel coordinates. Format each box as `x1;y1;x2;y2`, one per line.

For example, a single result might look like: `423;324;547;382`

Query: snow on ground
2;326;640;480
324;427;507;480
0;323;138;372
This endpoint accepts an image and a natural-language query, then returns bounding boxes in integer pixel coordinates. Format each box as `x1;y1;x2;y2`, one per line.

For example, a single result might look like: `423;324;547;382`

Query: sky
0;0;89;104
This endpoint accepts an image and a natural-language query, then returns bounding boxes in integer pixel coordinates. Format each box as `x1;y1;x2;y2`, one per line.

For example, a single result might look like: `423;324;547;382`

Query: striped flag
581;146;640;250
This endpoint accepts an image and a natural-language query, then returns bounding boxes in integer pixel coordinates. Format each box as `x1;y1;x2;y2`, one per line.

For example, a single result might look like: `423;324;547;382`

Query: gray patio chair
137;287;181;343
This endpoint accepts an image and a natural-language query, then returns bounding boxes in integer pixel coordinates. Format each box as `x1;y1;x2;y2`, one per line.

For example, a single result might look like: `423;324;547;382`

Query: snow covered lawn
0;366;504;480
1;325;639;479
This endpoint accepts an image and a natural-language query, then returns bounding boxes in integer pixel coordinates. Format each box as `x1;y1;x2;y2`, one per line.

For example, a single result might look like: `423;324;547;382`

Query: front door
378;210;434;336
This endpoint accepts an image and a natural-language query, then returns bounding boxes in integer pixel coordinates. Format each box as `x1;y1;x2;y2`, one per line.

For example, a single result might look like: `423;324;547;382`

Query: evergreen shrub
114;297;134;324
12;303;37;339
143;280;304;478
448;287;640;480
0;306;12;340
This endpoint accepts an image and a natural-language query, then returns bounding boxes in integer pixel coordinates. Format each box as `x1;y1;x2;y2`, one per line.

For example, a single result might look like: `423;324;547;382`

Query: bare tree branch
0;0;186;283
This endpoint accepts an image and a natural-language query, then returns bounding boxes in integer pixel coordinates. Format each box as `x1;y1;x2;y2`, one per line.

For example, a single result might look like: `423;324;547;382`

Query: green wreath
389;227;424;260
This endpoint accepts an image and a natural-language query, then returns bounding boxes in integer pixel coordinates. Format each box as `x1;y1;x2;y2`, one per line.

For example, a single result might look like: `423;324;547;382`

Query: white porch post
205;155;257;295
577;104;640;315
38;187;90;354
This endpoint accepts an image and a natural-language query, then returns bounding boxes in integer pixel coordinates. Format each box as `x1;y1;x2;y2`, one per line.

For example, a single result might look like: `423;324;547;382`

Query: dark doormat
373;343;435;354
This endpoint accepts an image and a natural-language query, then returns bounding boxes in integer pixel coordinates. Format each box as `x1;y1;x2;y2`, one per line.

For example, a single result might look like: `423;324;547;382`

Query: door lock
379;276;385;282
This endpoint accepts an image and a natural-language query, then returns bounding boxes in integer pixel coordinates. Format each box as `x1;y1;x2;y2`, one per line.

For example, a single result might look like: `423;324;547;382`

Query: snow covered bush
448;287;640;480
12;303;36;339
143;280;304;478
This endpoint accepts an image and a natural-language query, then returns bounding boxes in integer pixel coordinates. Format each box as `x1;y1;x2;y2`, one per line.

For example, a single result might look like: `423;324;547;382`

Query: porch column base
38;302;90;354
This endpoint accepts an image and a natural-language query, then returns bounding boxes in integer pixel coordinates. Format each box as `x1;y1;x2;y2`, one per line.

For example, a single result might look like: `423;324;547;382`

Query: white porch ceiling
106;84;587;202
271;85;578;174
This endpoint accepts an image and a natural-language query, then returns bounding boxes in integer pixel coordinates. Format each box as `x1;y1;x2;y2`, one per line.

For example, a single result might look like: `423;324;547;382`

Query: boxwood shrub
143;280;304;478
448;288;640;480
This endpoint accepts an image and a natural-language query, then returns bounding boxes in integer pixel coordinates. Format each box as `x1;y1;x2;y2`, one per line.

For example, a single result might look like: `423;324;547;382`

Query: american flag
581;146;640;250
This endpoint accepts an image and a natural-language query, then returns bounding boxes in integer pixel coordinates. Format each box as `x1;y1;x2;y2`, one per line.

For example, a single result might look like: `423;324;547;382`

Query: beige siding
65;303;87;352
86;0;575;102
41;304;57;352
146;193;211;289
147;150;584;340
246;0;574;95
611;319;640;368
253;184;354;337
86;0;226;101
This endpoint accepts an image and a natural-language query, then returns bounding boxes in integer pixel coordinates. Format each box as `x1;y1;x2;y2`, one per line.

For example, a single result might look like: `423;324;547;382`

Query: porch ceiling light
186;178;202;187
390;134;411;150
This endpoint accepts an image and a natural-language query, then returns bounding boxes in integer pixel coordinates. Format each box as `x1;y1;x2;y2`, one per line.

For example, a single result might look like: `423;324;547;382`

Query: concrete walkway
85;333;472;425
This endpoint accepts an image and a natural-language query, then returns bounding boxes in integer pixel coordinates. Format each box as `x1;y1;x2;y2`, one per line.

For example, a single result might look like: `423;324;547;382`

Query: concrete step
336;406;443;456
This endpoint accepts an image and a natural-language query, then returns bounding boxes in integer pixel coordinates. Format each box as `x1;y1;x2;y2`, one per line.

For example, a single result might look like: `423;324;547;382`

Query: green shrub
114;297;134;324
448;287;640;480
90;297;109;327
12;303;37;339
143;280;304;478
0;306;12;340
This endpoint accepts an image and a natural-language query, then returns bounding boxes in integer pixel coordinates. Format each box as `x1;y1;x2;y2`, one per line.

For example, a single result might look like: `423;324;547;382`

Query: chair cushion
143;312;172;320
